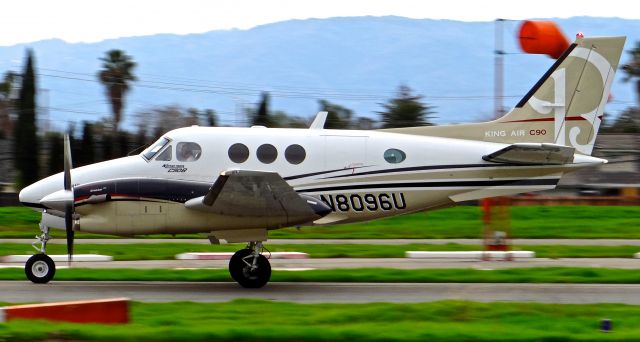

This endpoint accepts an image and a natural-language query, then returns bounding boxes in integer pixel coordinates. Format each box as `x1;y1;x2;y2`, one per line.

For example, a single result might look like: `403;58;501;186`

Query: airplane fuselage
19;125;599;236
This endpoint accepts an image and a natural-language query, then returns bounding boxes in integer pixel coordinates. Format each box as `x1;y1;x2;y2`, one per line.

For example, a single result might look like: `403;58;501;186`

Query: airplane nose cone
19;173;64;209
18;183;39;206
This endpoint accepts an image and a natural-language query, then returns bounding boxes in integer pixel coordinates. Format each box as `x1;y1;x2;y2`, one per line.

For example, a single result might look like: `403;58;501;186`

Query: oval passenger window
228;143;250;163
384;148;406;163
285;144;306;164
257;144;278;164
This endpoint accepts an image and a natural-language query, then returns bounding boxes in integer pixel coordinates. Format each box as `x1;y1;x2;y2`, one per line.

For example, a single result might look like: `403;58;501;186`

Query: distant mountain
0;16;638;130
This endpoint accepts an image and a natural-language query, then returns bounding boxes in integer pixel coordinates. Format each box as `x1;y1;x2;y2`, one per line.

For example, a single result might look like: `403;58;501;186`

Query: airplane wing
482;143;575;165
184;170;330;225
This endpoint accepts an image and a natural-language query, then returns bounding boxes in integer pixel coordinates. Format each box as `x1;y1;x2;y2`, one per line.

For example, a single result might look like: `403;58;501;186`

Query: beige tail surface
382;36;626;156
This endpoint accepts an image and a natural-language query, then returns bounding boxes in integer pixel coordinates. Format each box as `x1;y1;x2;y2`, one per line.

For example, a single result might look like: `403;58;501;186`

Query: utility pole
484;19;513;259
494;18;505;119
38;88;49;134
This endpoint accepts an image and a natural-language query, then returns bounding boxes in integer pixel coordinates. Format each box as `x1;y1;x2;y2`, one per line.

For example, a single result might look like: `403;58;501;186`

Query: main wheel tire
25;254;56;284
229;249;271;288
229;249;252;283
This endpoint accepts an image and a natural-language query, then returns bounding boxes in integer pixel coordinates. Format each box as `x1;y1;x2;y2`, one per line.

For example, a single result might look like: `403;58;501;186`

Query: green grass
2;242;639;260
0;207;42;231
271;205;640;239
1;267;640;283
2;300;640;341
2;205;639;239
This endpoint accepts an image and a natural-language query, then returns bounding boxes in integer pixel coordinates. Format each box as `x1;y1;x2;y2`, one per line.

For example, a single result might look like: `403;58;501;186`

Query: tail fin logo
529;68;567;145
528;47;614;154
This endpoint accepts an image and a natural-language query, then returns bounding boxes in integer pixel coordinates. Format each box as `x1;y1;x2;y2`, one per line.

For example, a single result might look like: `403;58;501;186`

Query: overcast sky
0;0;637;46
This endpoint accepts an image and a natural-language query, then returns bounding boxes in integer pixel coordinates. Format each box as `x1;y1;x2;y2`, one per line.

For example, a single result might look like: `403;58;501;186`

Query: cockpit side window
155;145;172;161
176;142;202;162
142;137;170;160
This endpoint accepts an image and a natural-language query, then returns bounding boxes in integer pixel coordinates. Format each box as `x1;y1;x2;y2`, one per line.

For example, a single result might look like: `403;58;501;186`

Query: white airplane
19;36;625;288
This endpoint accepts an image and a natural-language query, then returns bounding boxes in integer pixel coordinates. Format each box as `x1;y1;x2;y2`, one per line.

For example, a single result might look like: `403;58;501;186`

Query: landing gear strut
25;223;56;283
229;242;271;288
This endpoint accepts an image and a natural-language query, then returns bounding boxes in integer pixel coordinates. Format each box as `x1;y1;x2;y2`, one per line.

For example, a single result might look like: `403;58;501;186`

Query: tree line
1;42;640;189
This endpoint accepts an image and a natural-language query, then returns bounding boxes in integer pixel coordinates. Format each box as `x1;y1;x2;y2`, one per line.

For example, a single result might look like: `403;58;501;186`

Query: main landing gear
25;223;56;284
25;223;272;287
229;241;271;288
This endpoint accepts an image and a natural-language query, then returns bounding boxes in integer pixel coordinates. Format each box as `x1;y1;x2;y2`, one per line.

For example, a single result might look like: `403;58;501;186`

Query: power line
39;69;390;100
42;67;395;97
39;72;533;102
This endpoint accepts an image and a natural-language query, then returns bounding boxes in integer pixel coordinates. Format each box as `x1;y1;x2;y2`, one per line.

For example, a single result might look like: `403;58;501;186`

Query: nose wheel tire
229;248;271;288
25;254;56;284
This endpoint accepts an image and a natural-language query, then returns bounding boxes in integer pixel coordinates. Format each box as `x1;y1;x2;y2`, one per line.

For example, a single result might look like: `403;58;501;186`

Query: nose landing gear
229;242;271;288
25;223;56;284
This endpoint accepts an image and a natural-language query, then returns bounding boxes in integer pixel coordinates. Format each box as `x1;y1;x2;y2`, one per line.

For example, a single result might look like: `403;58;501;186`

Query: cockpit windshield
142;137;170;160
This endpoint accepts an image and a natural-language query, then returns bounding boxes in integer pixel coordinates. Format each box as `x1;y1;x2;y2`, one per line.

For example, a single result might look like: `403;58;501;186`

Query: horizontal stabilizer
482;143;575;165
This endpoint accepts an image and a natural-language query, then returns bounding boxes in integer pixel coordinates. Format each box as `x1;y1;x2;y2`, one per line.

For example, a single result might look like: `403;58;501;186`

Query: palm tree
621;42;640;107
97;50;136;131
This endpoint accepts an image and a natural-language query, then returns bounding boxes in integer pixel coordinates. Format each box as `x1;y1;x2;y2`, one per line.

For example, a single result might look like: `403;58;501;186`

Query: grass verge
1;267;640;283
2;243;639;260
2;300;640;341
1;205;639;239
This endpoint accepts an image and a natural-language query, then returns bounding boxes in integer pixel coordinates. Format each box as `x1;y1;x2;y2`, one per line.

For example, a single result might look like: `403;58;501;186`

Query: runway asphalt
3;238;640;245
2;257;640;270
1;281;639;304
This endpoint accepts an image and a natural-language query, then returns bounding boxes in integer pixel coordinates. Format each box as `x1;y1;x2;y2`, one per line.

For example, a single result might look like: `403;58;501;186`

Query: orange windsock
518;20;570;59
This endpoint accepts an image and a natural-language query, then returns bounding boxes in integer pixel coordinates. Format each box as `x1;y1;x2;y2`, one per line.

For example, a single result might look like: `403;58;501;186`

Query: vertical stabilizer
381;36;626;156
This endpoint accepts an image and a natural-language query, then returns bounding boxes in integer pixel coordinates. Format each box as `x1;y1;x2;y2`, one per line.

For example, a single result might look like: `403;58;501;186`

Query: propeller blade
63;134;74;264
65;202;74;263
63;134;73;191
